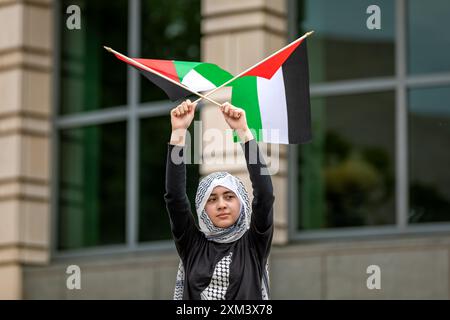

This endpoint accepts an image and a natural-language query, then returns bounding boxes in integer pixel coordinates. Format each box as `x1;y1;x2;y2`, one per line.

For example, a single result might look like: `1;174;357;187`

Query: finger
183;104;189;114
190;102;197;112
233;110;240;118
223;103;230;114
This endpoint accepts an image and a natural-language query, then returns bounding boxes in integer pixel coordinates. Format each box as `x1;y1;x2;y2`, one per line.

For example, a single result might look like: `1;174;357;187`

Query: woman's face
204;186;241;228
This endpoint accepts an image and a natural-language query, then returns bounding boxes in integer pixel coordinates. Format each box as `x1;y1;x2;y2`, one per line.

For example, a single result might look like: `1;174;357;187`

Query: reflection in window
298;92;396;230
140;0;201;102
139;113;200;242
58;122;127;250
60;0;128;115
409;87;450;223
298;0;394;83
408;0;450;74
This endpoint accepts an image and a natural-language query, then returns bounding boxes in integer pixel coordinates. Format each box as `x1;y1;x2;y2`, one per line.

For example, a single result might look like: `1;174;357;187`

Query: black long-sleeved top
164;139;274;300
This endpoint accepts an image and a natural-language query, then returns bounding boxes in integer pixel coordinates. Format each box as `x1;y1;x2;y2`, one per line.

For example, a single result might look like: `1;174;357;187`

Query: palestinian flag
112;53;233;101
231;39;312;144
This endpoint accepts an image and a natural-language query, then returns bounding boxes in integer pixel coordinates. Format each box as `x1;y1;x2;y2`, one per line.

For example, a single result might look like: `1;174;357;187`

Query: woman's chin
214;219;233;228
215;222;230;228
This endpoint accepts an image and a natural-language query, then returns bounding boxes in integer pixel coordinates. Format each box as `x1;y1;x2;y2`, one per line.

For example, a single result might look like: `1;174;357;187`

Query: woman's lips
216;213;230;218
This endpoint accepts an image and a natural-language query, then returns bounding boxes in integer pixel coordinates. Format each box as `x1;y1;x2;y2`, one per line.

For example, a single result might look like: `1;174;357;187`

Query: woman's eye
208;198;215;202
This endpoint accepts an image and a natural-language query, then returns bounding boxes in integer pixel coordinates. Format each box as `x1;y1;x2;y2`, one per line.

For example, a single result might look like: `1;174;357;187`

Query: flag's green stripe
194;63;234;87
173;61;203;81
231;76;263;142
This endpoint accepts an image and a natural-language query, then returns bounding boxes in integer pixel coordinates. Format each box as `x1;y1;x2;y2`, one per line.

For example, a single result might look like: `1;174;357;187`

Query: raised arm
220;103;274;233
242;139;274;232
164;100;198;245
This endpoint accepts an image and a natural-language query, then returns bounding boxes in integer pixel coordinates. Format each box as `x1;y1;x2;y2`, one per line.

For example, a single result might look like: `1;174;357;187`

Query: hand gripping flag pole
103;46;223;107
192;30;315;104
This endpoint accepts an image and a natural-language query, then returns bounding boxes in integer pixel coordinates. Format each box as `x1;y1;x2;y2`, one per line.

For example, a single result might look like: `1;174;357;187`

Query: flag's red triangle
133;59;180;82
113;53;180;83
242;39;303;80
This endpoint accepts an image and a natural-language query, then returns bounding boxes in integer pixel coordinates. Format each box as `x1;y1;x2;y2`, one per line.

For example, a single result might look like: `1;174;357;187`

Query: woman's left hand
220;102;247;131
220;102;254;142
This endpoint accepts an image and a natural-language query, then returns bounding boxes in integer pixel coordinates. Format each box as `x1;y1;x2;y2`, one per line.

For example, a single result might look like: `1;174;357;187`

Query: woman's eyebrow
209;191;234;197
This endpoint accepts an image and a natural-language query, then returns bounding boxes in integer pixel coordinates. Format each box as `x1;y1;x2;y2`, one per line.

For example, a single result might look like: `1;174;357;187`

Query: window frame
51;0;201;258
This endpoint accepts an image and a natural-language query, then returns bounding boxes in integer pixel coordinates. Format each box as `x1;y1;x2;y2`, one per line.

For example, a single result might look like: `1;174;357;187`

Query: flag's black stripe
281;40;312;144
138;69;193;102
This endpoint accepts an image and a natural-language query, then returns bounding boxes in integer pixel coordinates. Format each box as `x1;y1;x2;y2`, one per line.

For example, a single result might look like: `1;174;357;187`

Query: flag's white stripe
182;69;217;92
256;67;289;144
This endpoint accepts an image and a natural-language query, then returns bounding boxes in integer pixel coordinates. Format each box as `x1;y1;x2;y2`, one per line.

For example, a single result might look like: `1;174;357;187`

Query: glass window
139;113;200;242
408;0;450;74
59;0;128;115
409;86;450;223
140;0;201;102
298;0;395;83
298;92;396;230
58;122;127;250
57;0;202;251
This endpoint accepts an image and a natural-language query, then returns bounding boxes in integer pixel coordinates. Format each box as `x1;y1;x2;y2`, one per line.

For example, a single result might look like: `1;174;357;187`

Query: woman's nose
217;197;227;209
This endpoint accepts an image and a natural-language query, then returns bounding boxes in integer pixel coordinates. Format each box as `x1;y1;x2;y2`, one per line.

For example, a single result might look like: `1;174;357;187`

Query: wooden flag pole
193;30;315;104
104;46;222;107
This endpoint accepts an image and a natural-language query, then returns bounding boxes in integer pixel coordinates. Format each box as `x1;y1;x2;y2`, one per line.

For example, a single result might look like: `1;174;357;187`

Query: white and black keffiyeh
174;171;270;300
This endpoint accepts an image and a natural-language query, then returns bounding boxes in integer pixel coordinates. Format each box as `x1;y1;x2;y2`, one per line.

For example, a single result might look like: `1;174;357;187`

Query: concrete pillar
0;0;53;299
201;0;289;244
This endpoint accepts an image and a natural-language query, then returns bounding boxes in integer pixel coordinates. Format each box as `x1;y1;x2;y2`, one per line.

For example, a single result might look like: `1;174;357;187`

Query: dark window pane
58;122;127;250
408;0;450;74
298;92;396;230
140;0;201;102
139;113;200;242
298;0;394;83
60;0;128;115
409;87;450;223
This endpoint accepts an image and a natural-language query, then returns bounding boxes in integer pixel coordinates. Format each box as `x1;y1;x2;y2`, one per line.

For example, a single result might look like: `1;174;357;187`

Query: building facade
0;0;449;299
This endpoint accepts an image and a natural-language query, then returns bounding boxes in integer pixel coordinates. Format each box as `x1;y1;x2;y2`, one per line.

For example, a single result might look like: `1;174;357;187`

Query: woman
165;99;274;300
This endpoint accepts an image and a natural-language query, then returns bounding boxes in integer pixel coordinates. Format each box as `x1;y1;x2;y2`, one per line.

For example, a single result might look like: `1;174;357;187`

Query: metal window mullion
50;0;62;257
126;0;141;249
406;72;450;87
56;105;129;129
310;77;397;96
395;0;408;230
287;0;299;240
55;98;182;129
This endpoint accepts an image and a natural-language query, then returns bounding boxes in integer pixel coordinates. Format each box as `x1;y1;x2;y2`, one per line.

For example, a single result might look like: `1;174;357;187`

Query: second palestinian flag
113;54;233;101
231;39;312;144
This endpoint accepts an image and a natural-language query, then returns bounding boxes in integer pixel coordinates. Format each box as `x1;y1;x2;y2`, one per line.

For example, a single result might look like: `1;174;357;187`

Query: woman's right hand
170;99;197;131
